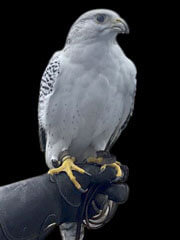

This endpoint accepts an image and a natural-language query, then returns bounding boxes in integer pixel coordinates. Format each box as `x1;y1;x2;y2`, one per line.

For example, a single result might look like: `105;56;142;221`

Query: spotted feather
39;53;60;103
38;51;61;151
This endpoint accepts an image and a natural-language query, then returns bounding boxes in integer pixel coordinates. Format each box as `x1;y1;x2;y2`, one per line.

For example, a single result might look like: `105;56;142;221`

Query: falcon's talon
100;165;107;173
79;187;88;193
111;176;121;183
48;157;86;191
84;171;92;176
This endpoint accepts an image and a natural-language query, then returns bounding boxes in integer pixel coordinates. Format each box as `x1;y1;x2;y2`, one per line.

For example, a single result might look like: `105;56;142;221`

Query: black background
0;1;170;239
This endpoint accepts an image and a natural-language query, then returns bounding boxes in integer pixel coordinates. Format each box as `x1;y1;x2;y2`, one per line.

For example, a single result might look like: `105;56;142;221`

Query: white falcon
38;9;137;191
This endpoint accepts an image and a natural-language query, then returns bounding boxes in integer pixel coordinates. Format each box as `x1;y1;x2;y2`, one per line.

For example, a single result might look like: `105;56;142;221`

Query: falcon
38;9;137;192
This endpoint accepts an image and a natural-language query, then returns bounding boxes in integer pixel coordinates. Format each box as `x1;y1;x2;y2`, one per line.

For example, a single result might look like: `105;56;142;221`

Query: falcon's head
66;9;129;44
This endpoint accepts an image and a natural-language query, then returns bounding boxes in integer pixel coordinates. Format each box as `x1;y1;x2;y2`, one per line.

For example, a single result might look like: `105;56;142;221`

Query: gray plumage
38;9;137;169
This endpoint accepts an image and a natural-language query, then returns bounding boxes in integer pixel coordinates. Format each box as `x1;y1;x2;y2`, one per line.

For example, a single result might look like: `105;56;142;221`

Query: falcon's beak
112;18;129;34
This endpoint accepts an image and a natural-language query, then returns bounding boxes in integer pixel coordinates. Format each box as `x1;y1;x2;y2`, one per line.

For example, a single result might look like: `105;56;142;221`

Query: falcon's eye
96;14;106;23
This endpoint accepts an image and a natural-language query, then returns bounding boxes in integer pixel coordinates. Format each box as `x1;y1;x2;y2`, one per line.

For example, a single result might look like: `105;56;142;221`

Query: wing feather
38;51;61;152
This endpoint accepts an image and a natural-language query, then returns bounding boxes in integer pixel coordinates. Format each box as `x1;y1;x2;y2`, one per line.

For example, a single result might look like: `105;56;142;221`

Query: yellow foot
100;161;122;177
48;157;89;192
87;157;104;164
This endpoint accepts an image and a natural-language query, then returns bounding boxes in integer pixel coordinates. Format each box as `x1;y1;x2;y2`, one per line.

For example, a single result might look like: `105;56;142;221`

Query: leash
75;184;100;240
